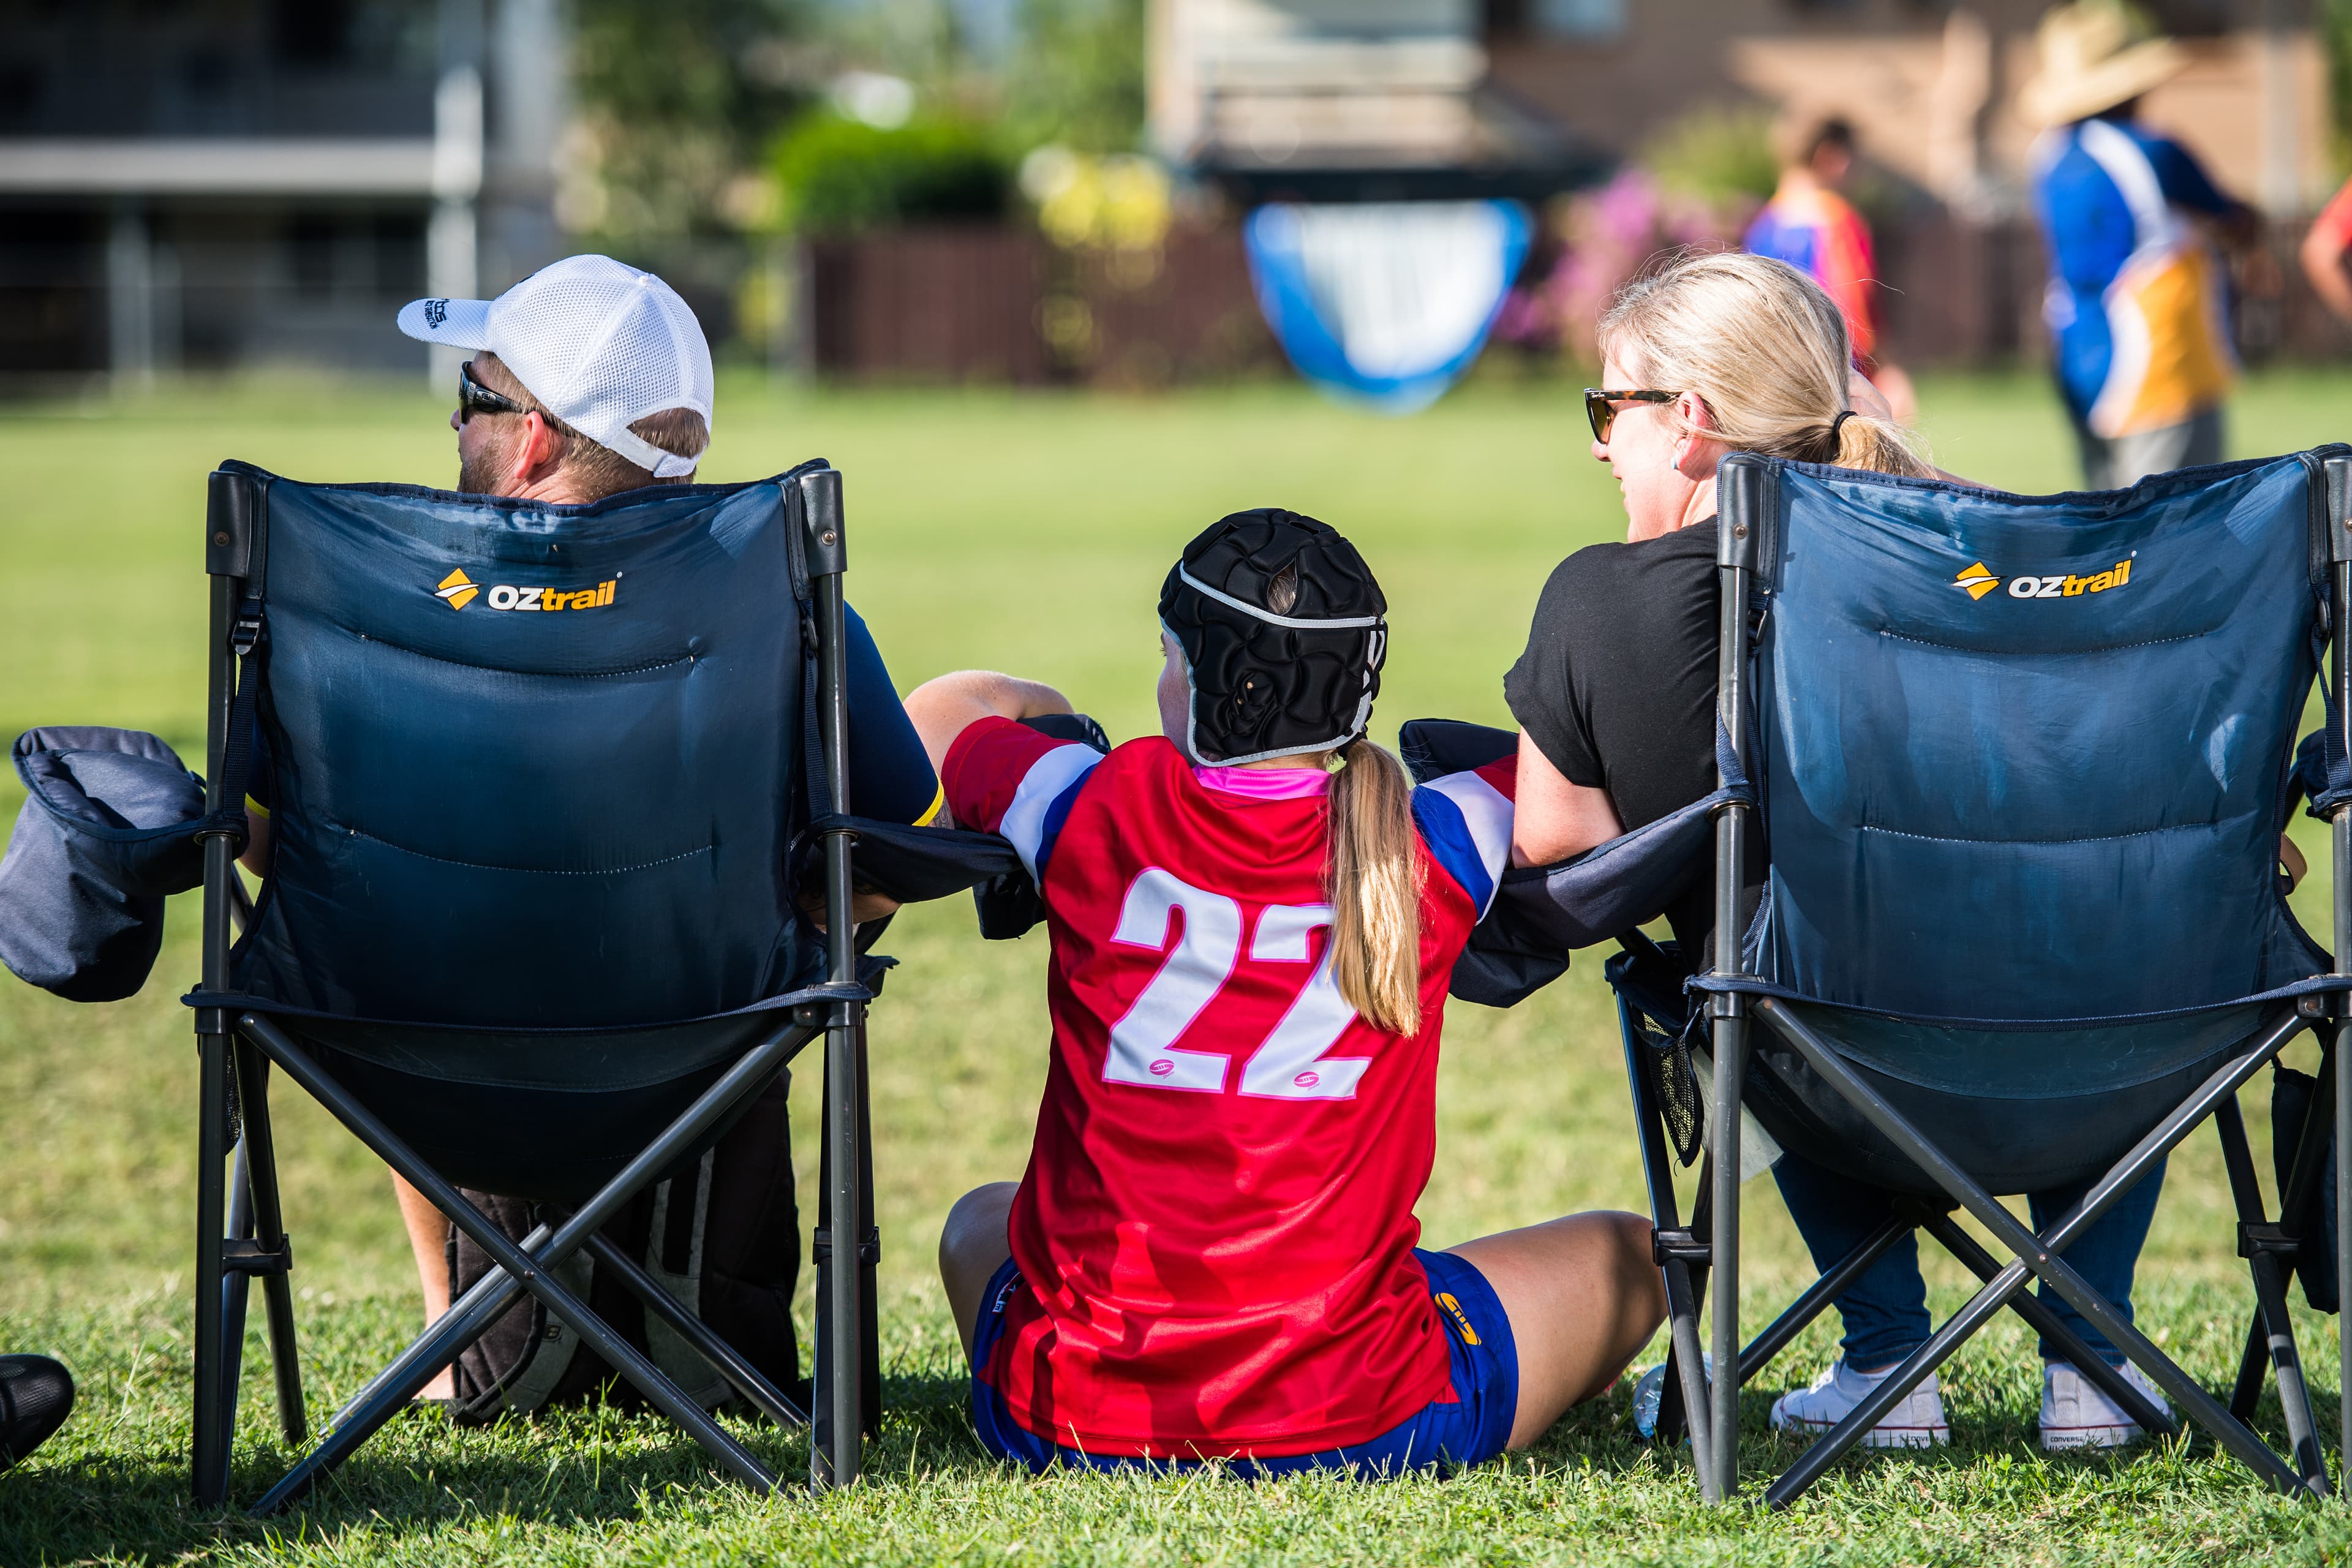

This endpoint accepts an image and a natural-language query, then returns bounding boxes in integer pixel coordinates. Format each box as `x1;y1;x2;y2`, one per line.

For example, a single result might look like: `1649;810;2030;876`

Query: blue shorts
967;1248;1519;1479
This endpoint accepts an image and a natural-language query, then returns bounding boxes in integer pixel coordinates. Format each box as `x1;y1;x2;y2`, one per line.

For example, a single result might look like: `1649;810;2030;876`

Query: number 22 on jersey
1102;867;1374;1100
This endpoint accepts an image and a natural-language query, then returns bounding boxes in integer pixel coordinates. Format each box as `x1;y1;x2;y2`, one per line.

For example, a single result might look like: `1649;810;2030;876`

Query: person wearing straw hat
2022;1;2264;489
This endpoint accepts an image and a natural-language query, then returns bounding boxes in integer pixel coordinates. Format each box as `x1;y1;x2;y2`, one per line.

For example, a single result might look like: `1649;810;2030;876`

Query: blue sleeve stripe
1412;786;1494;916
998;744;1103;883
1030;772;1093;883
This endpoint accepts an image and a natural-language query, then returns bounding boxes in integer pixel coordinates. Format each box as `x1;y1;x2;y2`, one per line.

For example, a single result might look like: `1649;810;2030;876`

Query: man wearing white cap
248;255;946;1401
399;252;719;497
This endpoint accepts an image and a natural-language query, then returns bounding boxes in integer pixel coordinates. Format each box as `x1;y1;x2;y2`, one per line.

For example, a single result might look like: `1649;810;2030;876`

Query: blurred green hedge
772;113;1014;234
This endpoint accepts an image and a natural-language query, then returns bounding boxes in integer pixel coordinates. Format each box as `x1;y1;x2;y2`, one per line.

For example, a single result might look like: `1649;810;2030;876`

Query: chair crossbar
1907;1208;2176;1438
325;1216;554;1433
241;1008;821;1515
578;1229;810;1428
1752;996;2315;1505
1734;1215;1911;1387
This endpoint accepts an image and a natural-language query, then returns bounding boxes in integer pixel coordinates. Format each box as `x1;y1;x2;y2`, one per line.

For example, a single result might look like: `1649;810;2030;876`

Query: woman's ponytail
1825;408;1928;476
1325;737;1422;1036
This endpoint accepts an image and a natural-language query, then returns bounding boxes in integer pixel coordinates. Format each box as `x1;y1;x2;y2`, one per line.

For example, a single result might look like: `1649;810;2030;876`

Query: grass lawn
4;368;2352;1564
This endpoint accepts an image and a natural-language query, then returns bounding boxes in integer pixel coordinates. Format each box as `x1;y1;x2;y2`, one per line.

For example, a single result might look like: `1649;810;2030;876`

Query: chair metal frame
188;466;881;1510
1621;452;2352;1507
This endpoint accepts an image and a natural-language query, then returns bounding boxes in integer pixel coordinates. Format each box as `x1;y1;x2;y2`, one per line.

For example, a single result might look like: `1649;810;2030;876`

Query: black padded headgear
1157;508;1387;765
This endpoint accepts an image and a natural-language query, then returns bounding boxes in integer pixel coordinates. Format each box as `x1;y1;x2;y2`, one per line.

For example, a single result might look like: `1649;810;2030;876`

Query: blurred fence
7;216;2352;385
799;225;1281;386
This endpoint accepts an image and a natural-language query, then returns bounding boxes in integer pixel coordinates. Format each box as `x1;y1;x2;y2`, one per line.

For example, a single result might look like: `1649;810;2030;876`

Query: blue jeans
1771;1151;2167;1368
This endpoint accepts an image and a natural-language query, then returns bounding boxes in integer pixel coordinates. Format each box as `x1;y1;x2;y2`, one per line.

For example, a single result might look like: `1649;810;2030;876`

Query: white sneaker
1770;1359;1949;1449
2040;1360;2170;1452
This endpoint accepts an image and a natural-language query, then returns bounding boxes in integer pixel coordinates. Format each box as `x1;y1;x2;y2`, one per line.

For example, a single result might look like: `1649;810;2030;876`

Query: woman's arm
903;671;1074;782
1510;729;1624;868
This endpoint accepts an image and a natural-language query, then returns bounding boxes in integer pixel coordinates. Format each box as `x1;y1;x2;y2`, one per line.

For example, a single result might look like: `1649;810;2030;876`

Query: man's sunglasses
458;359;527;423
1583;388;1678;443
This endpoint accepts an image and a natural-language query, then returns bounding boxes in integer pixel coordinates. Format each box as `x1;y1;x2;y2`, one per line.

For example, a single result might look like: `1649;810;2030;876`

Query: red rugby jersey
943;718;1515;1457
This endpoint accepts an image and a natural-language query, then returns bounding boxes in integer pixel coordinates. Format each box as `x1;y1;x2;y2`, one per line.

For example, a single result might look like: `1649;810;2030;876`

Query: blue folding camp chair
182;460;998;1510
1411;448;2352;1506
1661;450;2352;1503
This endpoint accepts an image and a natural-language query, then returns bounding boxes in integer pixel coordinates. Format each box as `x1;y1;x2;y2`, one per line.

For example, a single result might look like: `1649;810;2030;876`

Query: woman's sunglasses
457;359;527;424
1583;388;1678;443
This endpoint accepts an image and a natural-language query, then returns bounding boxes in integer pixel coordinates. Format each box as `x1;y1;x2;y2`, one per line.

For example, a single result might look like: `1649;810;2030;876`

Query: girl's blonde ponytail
1325;737;1422;1036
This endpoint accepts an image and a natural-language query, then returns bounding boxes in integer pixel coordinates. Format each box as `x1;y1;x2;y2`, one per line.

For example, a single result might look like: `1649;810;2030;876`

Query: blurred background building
1;0;2346;385
0;0;562;379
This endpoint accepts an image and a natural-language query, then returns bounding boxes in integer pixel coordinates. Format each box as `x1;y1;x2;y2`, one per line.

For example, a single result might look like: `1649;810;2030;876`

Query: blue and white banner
1243;200;1532;413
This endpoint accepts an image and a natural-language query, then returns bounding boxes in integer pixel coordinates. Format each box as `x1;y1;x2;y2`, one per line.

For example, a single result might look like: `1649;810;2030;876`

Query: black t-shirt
1504;518;1721;955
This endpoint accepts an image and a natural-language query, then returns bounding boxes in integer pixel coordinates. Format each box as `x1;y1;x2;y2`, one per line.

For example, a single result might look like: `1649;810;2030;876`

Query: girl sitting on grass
904;509;1662;1476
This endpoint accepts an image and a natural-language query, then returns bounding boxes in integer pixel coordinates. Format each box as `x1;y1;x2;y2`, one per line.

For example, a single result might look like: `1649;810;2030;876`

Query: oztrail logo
433;568;620;612
1951;557;2135;603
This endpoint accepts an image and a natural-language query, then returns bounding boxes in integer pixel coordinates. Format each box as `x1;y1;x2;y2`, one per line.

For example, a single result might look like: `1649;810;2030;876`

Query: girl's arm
903;671;1074;782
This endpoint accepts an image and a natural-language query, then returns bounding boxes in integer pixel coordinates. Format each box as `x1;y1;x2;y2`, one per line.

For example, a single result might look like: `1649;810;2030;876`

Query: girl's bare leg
1448;1211;1664;1447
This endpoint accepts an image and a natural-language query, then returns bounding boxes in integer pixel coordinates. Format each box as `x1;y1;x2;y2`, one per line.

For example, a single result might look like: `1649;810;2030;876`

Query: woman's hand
904;671;1074;778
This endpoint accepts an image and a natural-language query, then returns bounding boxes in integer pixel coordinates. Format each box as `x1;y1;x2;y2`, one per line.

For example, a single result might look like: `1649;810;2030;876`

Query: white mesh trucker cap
397;255;714;478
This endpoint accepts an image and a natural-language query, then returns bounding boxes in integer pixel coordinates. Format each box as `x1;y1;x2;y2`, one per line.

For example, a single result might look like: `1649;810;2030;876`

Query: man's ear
514;411;567;485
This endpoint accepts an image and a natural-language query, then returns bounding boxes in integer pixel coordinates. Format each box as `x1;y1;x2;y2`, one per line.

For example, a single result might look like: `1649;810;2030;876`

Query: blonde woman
1509;250;2171;1452
908;510;1662;1476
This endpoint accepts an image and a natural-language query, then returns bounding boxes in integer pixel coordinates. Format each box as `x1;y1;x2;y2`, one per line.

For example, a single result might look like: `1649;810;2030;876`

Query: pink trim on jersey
1192;764;1332;801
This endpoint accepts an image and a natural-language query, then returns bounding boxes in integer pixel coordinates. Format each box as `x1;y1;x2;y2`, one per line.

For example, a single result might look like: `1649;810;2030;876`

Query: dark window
290;216;337;299
372;213;426;296
273;0;355;66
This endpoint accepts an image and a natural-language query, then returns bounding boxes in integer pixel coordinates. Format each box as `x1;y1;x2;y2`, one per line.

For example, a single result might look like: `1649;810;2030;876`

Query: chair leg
232;1044;306;1446
1706;1009;1747;1502
812;1000;865;1490
1613;994;1711;1477
192;1028;232;1508
240;1012;812;1512
2214;1095;2328;1482
219;1139;254;1462
2231;1313;2271;1422
1755;997;2313;1502
856;1016;881;1442
2339;1017;2352;1501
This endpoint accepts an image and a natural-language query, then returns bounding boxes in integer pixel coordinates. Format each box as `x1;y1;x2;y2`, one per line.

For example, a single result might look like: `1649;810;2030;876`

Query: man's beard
457;445;504;496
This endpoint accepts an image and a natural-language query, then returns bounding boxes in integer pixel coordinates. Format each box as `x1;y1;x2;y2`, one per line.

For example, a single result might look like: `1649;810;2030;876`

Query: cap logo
423;299;448;328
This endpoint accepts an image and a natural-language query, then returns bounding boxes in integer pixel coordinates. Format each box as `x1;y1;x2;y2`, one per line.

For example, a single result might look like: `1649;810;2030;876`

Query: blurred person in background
2022;1;2267;489
1744;113;1917;424
0;1355;72;1469
2298;174;2352;326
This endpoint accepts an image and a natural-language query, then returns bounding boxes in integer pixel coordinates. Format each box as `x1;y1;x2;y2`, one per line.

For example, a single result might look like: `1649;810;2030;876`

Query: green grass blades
5;371;2352;1564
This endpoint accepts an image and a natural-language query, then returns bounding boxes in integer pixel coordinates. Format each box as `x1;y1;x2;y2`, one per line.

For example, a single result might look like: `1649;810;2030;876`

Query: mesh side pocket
1634;1011;1706;1167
